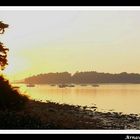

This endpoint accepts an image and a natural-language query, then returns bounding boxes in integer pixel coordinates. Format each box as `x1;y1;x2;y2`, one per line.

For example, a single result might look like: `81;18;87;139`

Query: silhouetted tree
0;21;8;34
0;21;28;110
0;21;9;70
0;42;9;70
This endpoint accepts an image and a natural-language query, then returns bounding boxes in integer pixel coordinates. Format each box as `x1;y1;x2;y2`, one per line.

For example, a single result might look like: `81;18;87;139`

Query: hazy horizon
1;9;140;80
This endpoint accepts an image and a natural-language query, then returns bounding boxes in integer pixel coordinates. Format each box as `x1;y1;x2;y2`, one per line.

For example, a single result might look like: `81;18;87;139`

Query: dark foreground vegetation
0;75;140;129
0;76;28;110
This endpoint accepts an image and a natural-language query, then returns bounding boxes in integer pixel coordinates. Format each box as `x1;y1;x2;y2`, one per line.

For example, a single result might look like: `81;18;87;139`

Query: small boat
13;86;20;89
26;84;35;87
81;84;87;86
50;84;56;86
67;84;75;87
92;84;99;87
58;84;67;88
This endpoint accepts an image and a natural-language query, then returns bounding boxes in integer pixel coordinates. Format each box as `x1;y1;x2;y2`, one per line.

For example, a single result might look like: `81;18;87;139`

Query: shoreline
22;100;140;129
28;99;140;116
13;83;140;116
0;99;140;129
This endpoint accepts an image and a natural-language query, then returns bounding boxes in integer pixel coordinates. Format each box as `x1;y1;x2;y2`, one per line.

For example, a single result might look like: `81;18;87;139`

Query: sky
0;8;140;80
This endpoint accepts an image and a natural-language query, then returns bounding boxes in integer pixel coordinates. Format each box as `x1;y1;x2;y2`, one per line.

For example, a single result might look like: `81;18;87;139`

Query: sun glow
3;54;29;80
0;9;140;81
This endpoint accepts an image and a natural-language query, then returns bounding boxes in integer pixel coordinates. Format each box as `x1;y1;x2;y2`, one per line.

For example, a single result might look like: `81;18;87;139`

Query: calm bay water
16;84;140;114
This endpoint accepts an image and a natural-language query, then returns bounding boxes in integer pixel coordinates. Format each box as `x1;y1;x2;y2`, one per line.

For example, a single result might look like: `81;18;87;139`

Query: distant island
24;71;140;84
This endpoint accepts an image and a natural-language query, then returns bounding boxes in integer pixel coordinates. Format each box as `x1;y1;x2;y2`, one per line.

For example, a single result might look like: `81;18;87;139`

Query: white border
1;130;140;134
0;6;140;11
0;6;140;134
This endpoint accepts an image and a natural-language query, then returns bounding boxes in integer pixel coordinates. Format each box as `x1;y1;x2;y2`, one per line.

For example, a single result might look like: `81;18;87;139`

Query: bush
0;76;29;110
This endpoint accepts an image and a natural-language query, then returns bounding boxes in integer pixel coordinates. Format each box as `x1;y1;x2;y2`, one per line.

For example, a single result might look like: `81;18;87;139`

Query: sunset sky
0;8;140;80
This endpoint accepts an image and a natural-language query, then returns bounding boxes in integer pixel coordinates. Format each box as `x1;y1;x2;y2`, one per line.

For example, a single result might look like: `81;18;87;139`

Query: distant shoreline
23;71;140;84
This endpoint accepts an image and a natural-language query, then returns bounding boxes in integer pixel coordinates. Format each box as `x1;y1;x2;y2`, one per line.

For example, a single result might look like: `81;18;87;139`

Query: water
16;84;140;114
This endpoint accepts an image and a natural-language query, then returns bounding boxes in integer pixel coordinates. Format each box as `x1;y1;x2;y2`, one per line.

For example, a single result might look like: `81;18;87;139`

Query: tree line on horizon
24;71;140;84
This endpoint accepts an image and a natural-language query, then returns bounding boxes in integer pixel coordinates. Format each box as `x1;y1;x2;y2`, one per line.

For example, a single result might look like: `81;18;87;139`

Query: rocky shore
21;100;140;129
0;100;139;129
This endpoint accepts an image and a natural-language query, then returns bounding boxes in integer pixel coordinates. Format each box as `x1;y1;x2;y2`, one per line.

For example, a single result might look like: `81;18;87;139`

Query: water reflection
15;84;140;114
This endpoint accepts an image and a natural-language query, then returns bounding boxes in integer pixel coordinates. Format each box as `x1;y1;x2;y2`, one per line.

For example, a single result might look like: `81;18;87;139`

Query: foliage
0;21;9;70
25;71;140;84
0;76;29;110
0;42;9;70
0;21;29;111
